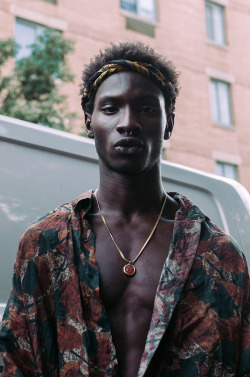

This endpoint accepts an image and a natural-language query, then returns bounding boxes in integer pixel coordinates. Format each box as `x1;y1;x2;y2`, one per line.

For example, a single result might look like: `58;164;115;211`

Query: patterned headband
81;59;175;110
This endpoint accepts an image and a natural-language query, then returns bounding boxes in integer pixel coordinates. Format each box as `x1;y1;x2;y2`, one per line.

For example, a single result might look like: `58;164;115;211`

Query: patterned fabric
81;60;175;111
0;191;249;377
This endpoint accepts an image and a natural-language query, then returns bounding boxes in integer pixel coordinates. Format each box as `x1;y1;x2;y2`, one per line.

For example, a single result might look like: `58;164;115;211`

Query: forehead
94;71;164;102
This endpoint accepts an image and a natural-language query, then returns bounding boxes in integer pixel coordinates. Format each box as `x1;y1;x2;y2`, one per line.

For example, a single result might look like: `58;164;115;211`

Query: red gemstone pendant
123;264;136;276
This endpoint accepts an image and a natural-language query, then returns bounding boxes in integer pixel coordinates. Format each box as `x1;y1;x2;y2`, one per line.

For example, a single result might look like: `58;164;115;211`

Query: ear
85;112;94;139
164;113;175;140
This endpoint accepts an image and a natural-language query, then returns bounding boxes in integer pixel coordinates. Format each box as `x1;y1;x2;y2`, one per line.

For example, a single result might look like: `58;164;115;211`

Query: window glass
215;162;223;176
210;80;219;123
217;81;231;124
15;19;45;60
205;1;226;45
210;79;232;125
216;162;238;180
121;0;136;12
121;0;156;20
205;3;213;39
137;0;156;20
213;3;225;44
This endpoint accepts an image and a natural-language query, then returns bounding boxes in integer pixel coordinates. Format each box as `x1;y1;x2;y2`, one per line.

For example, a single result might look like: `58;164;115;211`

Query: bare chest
93;219;174;311
85;212;175;377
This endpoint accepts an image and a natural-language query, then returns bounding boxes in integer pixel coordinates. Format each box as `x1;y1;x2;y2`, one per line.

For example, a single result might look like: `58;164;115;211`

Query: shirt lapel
138;209;202;376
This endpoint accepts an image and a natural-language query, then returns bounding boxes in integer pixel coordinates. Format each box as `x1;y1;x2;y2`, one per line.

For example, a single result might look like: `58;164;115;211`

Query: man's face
85;71;169;175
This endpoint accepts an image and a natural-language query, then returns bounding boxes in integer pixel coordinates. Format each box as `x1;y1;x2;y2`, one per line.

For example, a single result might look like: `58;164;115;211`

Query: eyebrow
98;94;160;102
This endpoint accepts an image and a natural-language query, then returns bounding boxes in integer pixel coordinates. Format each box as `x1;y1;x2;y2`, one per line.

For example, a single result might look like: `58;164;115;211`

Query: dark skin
85;71;179;377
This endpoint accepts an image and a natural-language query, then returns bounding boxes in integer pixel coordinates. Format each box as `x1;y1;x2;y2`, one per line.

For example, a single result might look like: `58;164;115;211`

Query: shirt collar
170;192;208;222
70;190;208;222
71;189;94;215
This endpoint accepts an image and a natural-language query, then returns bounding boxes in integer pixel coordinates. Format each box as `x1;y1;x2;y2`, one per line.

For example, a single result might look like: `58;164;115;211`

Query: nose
116;106;141;135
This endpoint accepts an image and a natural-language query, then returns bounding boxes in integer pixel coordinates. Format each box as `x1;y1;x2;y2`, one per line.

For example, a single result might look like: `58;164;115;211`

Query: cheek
91;114;116;135
92;126;113;153
147;123;165;143
148;130;165;155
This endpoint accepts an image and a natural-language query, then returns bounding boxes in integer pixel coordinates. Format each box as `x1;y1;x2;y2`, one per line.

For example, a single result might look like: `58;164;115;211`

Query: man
0;42;249;376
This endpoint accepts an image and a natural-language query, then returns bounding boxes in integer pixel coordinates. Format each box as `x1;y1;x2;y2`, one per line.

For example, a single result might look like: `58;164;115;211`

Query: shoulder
191;217;249;295
172;192;248;276
13;206;70;279
201;218;248;276
17;190;93;262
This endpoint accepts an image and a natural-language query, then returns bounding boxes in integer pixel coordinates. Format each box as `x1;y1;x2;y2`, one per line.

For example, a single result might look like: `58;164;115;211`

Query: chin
112;165;144;176
111;160;159;177
100;154;160;176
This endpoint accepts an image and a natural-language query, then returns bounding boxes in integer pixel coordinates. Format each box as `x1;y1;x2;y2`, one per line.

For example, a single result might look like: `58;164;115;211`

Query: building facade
0;0;250;191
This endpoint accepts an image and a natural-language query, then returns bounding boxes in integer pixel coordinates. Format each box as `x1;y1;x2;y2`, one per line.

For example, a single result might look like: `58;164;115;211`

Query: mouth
114;138;144;154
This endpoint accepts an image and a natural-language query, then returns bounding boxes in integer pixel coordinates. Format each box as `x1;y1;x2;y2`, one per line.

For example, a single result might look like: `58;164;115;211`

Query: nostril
117;127;138;136
125;130;134;136
117;127;126;134
116;122;141;135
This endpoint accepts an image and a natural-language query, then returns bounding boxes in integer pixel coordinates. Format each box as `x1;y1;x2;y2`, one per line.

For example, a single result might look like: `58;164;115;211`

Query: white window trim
206;39;228;51
215;161;238;181
208;0;229;6
212;151;242;166
205;67;235;126
10;4;67;31
205;1;227;46
207;71;234;127
120;9;158;26
212;122;235;130
206;68;235;83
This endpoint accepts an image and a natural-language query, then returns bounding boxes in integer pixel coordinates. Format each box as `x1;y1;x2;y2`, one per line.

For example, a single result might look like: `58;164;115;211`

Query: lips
114;137;144;154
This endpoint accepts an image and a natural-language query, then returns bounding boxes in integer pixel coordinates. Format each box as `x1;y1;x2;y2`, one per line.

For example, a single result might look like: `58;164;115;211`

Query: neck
97;163;165;216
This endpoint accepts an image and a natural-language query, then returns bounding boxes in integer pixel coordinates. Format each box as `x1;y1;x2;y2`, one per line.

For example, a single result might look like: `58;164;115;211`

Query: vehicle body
0;115;249;369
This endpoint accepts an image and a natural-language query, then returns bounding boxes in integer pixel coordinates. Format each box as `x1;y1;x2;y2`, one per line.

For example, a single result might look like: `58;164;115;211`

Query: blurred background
0;0;250;191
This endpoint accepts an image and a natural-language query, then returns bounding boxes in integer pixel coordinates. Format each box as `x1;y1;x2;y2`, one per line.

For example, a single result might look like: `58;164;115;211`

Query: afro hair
80;41;180;114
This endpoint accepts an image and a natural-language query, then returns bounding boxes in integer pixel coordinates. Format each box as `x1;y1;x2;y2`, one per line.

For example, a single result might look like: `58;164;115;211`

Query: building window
205;1;226;45
121;0;157;21
210;79;233;125
216;162;238;180
15;18;46;60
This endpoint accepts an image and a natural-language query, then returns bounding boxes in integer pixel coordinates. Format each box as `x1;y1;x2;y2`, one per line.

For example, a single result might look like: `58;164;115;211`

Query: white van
0;115;249;371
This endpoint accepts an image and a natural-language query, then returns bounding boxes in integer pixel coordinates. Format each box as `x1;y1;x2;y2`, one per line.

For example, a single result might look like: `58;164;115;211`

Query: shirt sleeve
237;256;250;376
0;228;39;377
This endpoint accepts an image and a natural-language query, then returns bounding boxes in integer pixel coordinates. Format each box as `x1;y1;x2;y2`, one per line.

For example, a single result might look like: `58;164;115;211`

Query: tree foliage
0;38;17;96
0;30;76;131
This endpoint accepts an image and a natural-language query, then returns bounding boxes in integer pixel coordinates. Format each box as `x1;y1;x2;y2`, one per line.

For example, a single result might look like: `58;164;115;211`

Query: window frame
209;78;233;127
216;161;238;181
15;18;47;60
120;0;157;22
42;0;57;3
205;0;226;46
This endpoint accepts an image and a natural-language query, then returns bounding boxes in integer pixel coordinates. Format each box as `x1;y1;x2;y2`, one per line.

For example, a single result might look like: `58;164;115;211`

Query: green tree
0;30;76;131
0;38;17;105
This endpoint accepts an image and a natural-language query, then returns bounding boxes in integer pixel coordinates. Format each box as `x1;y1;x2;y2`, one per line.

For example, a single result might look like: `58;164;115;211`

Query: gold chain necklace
94;189;167;276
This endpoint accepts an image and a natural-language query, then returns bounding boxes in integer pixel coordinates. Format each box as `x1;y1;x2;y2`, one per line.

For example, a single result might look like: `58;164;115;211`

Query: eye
101;105;118;114
141;106;157;114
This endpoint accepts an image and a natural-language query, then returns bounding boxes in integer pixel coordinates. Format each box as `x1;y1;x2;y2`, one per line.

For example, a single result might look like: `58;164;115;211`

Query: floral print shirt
0;191;249;377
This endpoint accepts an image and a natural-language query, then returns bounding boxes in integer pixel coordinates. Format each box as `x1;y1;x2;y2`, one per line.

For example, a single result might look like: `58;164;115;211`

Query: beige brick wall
0;0;249;191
